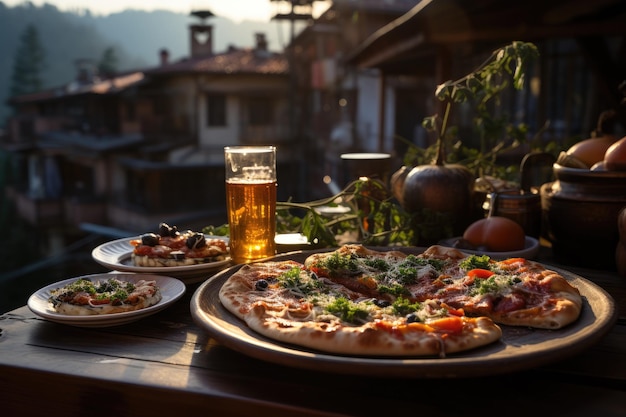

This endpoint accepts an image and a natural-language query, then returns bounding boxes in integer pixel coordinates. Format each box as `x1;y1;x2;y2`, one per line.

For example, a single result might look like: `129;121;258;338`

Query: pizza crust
243;308;501;356
482;270;582;329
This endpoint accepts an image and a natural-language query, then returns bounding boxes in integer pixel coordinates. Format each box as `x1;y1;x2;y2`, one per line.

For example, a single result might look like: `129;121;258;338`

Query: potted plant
391;41;540;244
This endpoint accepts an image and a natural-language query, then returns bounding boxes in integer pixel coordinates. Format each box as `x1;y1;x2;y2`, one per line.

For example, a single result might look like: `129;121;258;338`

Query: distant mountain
0;2;293;127
85;9;293;66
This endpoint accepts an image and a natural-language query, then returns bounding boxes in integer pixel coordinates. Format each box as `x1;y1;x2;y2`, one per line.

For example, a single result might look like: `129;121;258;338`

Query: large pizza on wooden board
219;244;582;357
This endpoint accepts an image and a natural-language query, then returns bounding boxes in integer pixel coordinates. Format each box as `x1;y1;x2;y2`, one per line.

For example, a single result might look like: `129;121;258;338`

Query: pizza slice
418;246;583;329
49;277;162;315
305;244;582;330
130;223;229;267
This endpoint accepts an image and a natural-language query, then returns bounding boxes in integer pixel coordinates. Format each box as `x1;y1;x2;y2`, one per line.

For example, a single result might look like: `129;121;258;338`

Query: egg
463;216;526;252
604;135;626;171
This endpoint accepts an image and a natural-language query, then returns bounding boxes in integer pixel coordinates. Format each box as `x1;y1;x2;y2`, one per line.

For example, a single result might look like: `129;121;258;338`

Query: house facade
3;13;293;233
4;0;623;238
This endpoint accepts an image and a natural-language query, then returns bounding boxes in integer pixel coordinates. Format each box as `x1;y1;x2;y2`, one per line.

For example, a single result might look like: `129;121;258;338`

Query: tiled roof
148;48;289;76
10;72;145;104
39;131;145;152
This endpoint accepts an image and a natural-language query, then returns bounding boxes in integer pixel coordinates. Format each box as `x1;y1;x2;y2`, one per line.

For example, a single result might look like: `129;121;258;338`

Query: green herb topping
324;297;370;324
276;267;322;295
459;255;492;271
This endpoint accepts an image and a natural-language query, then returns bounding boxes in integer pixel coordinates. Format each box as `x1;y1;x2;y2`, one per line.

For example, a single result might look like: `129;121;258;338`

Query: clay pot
400;163;475;244
541;164;626;269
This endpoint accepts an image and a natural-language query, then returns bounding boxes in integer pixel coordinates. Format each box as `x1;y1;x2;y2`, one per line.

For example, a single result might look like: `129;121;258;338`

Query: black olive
406;313;420;323
309;271;318;280
158;223;171;236
373;299;391;308
186;232;206;249
255;279;269;291
169;251;185;260
158;223;179;237
140;233;160;246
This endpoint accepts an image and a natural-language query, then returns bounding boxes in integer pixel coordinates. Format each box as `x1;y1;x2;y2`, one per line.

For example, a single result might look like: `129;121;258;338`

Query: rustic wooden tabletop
1;246;624;417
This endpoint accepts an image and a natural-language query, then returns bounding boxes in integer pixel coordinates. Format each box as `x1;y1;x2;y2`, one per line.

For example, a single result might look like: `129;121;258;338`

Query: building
3;11;292;233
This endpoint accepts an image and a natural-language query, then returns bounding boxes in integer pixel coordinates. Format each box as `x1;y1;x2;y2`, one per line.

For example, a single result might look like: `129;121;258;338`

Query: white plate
28;273;186;327
92;235;231;284
438;236;540;259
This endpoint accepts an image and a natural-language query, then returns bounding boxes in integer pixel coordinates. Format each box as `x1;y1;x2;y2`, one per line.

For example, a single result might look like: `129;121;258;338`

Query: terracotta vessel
541;164;626;269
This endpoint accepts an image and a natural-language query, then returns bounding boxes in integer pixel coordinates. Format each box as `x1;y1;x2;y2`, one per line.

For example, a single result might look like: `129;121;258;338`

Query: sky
3;0;331;22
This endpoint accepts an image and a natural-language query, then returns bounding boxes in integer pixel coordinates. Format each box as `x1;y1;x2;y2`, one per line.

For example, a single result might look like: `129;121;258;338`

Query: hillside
0;2;290;127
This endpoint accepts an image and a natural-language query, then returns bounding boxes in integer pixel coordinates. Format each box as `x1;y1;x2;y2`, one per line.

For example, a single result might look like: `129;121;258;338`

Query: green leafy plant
276;178;415;247
204;178;417;248
407;41;540;180
206;42;544;247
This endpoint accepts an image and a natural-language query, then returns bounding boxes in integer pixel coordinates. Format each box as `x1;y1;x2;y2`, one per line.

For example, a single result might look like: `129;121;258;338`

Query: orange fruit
566;135;616;168
604;135;626;171
463;216;526;252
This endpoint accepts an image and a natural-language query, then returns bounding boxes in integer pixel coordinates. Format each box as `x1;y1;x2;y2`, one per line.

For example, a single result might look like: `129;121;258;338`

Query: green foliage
10;24;46;97
276;179;416;247
405;41;542;180
98;47;119;76
204;178;417;248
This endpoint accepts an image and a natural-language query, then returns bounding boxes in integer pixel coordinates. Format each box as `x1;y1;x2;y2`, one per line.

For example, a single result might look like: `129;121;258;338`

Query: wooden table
1;248;625;417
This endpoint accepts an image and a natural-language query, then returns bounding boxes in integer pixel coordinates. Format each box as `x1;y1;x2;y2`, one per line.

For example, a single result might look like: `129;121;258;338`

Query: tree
98;46;119;77
9;24;46;97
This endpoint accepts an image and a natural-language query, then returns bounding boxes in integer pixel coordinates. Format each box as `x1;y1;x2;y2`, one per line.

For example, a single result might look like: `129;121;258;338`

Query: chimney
255;33;268;52
189;10;215;58
159;48;169;66
75;59;97;84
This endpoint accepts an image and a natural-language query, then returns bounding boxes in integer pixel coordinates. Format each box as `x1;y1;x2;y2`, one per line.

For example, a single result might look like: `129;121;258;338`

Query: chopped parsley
363;257;390;271
276;267;322;294
459;255;492;271
49;278;138;305
325;297;369;324
378;283;410;297
320;253;360;276
470;275;522;296
392;297;422;316
64;278;97;294
401;255;444;271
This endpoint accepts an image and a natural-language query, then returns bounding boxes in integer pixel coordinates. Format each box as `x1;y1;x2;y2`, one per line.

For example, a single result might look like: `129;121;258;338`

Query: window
206;93;226;126
248;97;273;126
125;101;136;122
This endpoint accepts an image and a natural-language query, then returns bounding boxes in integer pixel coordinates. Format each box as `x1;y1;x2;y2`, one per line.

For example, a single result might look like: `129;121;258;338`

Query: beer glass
224;146;277;264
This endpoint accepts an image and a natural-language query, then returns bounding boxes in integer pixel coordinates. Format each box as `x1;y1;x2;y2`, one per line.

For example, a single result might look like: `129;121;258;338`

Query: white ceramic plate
438;236;540;259
28;273;186;327
92;235;231;284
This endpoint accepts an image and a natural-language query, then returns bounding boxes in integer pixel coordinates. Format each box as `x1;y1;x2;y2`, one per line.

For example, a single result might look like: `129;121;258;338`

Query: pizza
130;223;229;267
219;244;582;358
306;245;582;329
49;277;162;315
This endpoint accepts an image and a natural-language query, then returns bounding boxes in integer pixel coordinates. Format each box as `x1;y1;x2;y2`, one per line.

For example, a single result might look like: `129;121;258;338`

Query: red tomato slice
133;245;153;256
467;268;494;279
500;257;526;265
429;316;464;333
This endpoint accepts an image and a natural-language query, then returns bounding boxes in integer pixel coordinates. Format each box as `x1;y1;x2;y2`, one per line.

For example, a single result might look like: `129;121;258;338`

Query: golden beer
226;179;277;263
224;146;276;263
